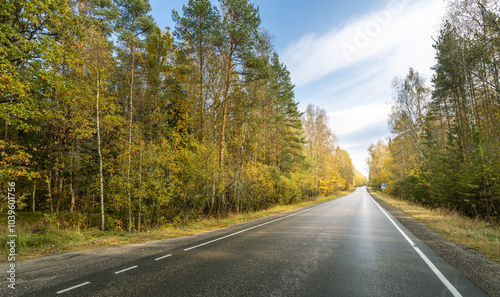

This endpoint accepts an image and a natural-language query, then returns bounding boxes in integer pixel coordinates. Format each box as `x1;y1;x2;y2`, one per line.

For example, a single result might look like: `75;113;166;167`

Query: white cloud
328;102;391;137
282;0;446;87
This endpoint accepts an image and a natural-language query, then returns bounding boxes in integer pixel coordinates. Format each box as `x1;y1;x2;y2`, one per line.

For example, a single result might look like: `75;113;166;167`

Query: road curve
17;187;488;296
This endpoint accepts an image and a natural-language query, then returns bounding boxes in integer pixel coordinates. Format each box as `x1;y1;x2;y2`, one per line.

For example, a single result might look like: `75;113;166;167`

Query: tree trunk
127;24;136;232
48;170;53;214
219;100;228;167
56;173;63;215
138;142;142;232
96;69;105;231
32;179;36;213
199;38;205;144
219;42;235;169
218;42;235;216
69;172;75;213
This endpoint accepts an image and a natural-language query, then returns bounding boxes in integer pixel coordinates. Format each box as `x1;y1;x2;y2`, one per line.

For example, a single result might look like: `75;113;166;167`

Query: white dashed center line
155;254;172;261
53;200;336;295
114;265;138;274
183;204;325;251
56;281;91;294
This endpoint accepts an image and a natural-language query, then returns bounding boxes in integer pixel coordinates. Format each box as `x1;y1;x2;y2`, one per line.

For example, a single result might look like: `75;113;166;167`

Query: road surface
13;187;488;296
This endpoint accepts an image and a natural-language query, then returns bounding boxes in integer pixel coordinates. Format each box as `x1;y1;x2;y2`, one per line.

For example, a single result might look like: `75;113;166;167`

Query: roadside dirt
371;194;500;297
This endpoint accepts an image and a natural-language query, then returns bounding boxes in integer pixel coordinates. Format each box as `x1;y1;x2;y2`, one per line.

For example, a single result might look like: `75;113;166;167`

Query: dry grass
370;189;500;264
1;190;351;261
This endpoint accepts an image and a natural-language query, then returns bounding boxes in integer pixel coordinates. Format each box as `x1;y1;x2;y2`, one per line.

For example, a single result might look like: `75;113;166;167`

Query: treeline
368;0;499;221
0;0;365;231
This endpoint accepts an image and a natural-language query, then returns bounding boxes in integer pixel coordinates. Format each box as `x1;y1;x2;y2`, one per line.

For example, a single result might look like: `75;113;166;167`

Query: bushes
232;163;309;213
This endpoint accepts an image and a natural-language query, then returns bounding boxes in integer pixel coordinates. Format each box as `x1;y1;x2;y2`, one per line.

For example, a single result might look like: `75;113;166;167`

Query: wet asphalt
11;187;488;296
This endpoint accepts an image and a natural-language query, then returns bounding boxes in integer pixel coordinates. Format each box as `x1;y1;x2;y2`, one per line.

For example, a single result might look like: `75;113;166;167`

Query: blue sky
149;0;447;177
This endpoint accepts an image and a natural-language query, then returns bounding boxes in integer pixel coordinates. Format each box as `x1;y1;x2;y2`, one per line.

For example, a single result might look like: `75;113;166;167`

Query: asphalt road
11;187;489;296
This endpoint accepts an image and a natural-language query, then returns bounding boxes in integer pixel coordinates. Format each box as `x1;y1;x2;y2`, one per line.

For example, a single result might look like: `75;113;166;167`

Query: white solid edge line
56;281;91;294
154;254;172;261
368;193;463;297
371;197;416;246
114;265;139;274
414;247;463;297
183;204;325;251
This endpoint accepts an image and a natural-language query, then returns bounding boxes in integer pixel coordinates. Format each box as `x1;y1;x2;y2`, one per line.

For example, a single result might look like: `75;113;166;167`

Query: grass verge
1;190;351;262
369;188;500;264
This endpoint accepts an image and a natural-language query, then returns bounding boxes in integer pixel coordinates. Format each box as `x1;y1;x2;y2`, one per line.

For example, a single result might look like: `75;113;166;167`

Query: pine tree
173;0;220;144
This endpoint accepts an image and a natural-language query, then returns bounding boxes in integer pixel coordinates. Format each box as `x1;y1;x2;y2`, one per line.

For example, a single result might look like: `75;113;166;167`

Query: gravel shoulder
370;191;500;297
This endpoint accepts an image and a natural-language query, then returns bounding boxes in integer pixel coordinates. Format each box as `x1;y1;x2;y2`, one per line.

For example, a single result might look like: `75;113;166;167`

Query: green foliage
2;0;359;234
368;0;500;222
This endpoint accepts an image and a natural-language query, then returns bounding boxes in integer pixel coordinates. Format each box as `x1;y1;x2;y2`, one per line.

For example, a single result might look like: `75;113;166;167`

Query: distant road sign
381;183;386;189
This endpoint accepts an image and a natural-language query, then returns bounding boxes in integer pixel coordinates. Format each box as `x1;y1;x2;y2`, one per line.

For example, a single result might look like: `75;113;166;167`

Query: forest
0;0;366;232
367;0;499;222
